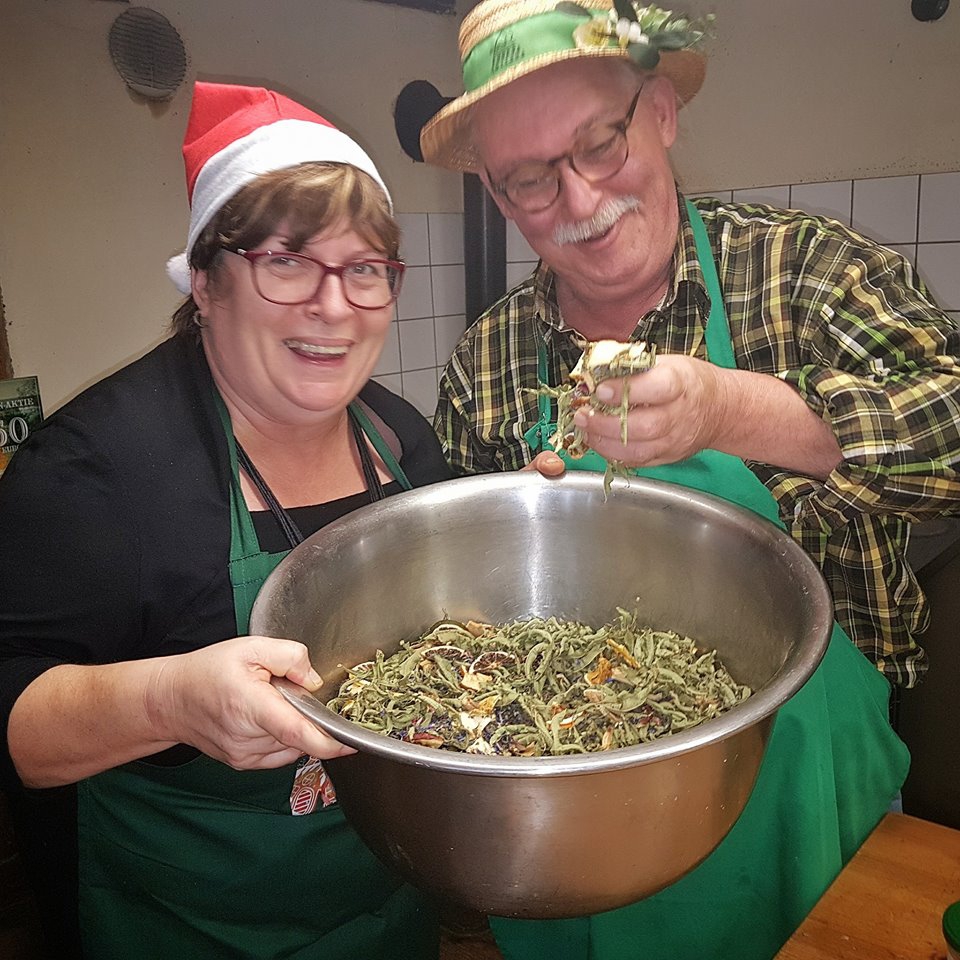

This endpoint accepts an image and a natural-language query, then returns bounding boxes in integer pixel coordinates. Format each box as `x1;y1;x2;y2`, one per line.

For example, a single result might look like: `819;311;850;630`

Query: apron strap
350;412;386;504
685;199;736;371
213;389;263;560
349;401;413;492
535;336;554;427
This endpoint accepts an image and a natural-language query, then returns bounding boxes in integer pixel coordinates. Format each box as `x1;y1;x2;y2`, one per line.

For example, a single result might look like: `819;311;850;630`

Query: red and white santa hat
166;81;392;295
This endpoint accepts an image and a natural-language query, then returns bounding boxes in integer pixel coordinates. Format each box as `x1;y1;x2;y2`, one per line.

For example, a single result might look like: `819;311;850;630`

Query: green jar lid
945;900;960;949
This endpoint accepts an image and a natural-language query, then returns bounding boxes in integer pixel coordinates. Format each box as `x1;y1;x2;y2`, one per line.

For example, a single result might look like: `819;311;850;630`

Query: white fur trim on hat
166;252;191;295
166;118;392;295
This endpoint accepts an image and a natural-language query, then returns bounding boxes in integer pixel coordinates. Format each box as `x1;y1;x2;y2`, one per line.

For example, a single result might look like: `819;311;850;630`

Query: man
421;2;960;958
423;0;960;690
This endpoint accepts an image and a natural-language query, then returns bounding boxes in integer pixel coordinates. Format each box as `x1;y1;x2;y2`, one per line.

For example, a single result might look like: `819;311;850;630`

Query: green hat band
462;8;612;92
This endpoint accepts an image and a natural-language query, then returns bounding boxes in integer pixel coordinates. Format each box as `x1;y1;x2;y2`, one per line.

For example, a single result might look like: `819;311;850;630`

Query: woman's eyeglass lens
493;84;645;213
225;249;405;309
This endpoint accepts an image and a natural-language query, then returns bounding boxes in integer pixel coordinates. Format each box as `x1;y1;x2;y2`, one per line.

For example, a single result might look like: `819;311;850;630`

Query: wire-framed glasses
488;83;646;213
224;248;405;310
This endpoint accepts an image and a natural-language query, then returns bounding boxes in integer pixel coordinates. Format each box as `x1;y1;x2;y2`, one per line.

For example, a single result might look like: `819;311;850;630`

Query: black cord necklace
236;409;387;551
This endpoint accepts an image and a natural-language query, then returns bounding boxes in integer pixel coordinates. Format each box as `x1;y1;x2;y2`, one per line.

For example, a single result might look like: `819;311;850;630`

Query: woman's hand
149;637;355;770
521;450;566;476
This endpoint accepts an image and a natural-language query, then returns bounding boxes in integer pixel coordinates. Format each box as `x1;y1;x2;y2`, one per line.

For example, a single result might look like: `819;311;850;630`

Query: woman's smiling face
194;219;395;428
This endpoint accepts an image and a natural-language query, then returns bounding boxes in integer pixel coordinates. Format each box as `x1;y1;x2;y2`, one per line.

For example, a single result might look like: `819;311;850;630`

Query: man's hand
574;355;724;467
572;355;842;479
522;450;566;476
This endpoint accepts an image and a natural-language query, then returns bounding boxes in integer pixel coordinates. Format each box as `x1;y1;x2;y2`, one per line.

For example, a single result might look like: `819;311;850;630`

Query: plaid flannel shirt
435;194;960;687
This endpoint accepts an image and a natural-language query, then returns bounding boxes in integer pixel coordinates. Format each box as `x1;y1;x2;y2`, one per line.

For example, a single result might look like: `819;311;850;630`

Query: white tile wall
434;313;468;366
398;316;437;371
507;261;537;288
790;180;853;224
394;213;430;266
375;212;467;418
384;171;960;419
698;172;960;316
917;243;960;312
395;264;433;321
506;219;537;263
852;176;920;245
374;372;402;395
916;171;960;318
428;213;465;265
430;264;466;318
888;244;918;267
732;185;791;208
919;172;960;243
400;367;441;419
371;322;400;379
506;218;539;291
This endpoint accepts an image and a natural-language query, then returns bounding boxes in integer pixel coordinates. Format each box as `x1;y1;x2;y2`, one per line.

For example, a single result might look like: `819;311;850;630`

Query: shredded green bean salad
327;610;752;757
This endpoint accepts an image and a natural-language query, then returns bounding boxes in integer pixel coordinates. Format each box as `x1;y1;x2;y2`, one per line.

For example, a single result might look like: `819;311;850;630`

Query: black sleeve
0;339;231;958
0;413;141;959
359;380;453;487
0;414;143;792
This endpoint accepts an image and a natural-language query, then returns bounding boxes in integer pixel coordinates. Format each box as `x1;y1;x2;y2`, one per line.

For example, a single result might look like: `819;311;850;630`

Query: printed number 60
0;416;29;446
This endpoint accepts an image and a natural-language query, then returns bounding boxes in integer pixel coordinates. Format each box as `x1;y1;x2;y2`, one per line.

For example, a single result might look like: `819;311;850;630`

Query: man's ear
646;74;679;151
479;170;517;223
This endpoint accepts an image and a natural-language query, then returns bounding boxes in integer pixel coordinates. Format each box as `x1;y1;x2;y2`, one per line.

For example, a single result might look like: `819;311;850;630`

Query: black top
0;333;451;957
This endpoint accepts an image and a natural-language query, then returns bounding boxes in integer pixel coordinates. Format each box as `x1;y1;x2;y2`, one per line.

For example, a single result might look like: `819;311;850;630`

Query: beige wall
673;0;960;193
2;0;959;410
0;0;463;410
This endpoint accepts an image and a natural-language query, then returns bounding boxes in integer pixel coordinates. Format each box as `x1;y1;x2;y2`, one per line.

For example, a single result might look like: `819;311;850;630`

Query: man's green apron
496;202;910;960
76;403;438;959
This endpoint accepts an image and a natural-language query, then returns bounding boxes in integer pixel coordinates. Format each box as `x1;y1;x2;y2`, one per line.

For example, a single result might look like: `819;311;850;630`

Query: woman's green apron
497;201;910;960
76;402;438;959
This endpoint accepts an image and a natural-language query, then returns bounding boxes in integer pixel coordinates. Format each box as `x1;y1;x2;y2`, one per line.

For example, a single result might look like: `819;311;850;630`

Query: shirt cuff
778;365;911;532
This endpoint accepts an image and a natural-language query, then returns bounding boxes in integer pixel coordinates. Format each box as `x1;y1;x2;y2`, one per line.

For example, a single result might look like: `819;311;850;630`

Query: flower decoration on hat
560;1;714;70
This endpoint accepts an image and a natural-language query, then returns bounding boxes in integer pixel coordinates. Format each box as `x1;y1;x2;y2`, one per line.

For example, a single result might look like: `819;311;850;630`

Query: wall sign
0;376;44;477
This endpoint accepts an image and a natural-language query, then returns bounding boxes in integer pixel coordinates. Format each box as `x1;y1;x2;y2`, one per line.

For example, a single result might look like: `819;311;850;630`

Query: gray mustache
553;196;641;246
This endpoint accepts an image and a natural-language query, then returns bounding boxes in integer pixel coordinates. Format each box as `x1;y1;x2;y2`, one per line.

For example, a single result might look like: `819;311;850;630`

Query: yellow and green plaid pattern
435;195;960;686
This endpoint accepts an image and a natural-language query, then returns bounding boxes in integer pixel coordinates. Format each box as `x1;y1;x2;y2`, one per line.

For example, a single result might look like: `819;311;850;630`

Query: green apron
76;399;438;959
494;202;910;960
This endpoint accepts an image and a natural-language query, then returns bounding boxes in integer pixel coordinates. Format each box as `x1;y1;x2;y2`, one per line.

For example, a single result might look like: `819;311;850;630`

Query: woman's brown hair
171;161;398;336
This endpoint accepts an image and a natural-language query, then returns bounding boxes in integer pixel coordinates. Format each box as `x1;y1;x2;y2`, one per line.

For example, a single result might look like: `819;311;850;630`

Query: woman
0;81;450;959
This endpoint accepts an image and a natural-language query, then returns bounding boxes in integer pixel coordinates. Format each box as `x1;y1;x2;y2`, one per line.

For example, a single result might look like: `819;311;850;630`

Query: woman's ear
191;267;211;316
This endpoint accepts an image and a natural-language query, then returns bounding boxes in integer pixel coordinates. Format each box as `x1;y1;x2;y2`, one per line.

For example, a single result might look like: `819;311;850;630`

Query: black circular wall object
394;80;453;163
108;7;187;101
911;0;950;21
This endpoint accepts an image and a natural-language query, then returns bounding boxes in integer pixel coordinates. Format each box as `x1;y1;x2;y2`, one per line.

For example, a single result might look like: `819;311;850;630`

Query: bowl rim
254;472;834;778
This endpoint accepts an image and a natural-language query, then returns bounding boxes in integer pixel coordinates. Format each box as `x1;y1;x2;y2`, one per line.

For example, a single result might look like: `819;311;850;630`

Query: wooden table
444;812;960;960
775;812;960;958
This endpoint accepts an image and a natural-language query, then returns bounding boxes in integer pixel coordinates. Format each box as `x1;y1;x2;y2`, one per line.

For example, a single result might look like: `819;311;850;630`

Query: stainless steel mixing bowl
250;472;832;919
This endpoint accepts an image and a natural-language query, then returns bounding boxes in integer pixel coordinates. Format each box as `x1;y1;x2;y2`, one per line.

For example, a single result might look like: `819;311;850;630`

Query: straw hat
421;0;710;173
